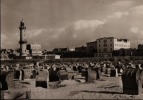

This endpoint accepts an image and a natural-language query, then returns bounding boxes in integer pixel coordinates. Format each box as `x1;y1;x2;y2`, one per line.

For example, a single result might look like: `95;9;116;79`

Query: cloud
1;34;7;48
107;11;128;19
26;29;47;38
110;0;134;7
2;4;143;50
129;5;143;15
25;28;65;39
130;27;143;35
130;27;139;33
1;33;18;49
70;20;105;30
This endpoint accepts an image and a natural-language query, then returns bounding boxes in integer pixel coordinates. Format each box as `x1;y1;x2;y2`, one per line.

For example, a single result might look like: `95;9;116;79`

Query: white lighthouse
19;19;28;57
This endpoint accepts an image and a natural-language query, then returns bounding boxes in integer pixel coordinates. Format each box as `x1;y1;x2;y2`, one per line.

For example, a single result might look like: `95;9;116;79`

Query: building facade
86;41;97;52
138;44;143;50
75;46;87;52
96;37;130;57
46;54;61;60
27;43;42;56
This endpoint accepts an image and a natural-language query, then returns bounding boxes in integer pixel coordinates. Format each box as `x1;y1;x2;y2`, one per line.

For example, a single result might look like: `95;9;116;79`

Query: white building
27;43;42;56
46;54;61;60
96;37;130;57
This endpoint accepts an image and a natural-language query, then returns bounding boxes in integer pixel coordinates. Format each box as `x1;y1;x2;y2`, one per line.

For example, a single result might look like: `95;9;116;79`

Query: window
99;45;100;47
110;48;112;51
104;39;107;43
110;44;112;46
110;39;112;42
104;48;107;52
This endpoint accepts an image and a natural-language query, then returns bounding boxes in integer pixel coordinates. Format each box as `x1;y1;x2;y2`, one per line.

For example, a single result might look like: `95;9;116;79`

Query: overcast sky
1;0;143;50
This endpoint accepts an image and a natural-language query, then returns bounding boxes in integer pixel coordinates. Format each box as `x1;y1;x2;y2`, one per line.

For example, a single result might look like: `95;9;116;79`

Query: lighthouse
19;19;28;57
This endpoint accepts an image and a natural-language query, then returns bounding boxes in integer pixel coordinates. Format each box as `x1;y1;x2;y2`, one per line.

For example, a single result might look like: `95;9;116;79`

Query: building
75;46;87;52
46;54;61;60
53;47;70;52
137;44;143;56
27;43;42;56
138;44;143;50
0;52;9;60
96;37;130;57
86;41;97;52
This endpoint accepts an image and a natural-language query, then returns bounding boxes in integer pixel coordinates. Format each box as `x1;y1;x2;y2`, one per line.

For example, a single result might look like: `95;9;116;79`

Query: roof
53;47;69;52
96;37;129;41
86;41;97;44
97;37;115;40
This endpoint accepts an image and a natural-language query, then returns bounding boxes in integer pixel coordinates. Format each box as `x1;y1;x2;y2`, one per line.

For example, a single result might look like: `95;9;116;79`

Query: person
31;68;38;79
138;64;143;69
0;82;2;90
116;62;123;75
85;68;88;82
128;63;135;69
94;63;101;80
77;65;82;73
73;65;77;71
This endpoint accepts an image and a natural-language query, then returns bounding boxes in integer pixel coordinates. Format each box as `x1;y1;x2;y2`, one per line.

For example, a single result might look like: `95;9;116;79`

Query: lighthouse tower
19;19;28;57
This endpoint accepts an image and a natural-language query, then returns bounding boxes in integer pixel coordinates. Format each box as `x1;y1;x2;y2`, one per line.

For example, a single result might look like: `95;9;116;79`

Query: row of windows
31;46;41;49
98;44;112;47
114;44;130;47
98;39;112;42
98;44;129;47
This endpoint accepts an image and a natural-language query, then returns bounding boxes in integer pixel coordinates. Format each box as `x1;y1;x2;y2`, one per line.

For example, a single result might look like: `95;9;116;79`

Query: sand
2;75;143;99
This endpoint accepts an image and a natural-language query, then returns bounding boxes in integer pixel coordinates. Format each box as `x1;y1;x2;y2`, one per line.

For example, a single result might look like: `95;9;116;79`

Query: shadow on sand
69;90;123;96
82;90;123;94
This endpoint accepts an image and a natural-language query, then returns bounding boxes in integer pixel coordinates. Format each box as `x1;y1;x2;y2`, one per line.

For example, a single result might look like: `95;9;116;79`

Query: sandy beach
2;74;143;99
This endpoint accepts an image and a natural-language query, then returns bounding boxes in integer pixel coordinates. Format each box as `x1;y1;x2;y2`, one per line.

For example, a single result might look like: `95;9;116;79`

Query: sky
1;0;143;50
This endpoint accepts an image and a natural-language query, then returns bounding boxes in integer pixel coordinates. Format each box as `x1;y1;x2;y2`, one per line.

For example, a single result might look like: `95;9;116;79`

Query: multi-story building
86;41;97;52
27;43;42;56
75;46;87;52
138;44;143;50
137;44;143;56
96;37;130;57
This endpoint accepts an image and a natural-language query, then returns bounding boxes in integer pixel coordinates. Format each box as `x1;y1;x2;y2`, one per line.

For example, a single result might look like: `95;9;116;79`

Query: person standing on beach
85;68;88;82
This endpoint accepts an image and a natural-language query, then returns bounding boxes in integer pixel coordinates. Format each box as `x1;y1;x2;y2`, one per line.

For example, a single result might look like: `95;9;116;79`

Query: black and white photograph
1;0;143;99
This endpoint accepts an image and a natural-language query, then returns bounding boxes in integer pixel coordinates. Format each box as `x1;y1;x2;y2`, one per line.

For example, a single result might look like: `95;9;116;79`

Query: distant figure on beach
0;82;2;90
85;68;88;82
116;62;123;75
